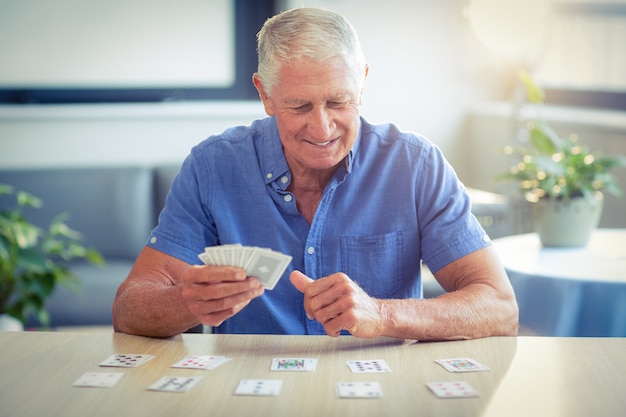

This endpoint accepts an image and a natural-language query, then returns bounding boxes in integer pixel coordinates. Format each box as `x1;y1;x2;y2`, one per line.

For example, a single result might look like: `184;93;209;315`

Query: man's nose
307;106;333;141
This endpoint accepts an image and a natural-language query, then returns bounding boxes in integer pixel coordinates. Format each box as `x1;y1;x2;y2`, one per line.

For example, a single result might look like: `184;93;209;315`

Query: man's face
255;57;365;174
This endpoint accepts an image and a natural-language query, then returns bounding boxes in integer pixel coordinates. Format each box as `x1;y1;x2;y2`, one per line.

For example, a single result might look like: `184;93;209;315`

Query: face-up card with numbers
99;353;155;368
435;358;490;373
346;359;392;373
171;355;230;370
147;376;204;393
270;358;318;372
234;379;282;396
336;382;383;398
426;381;479;398
73;371;124;388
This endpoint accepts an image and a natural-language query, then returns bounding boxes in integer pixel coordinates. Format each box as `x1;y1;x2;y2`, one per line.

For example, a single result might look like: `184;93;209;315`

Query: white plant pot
528;192;603;247
0;314;24;331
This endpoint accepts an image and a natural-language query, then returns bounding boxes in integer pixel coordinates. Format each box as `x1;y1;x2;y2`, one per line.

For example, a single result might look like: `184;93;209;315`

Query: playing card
234;379;283;396
346;359;392;373
270;358;318;371
336;382;383;398
99;353;155;368
73;372;124;388
171;355;231;370
234;246;247;268
199;247;217;265
240;247;259;270
426;381;479;398
198;245;292;290
147;376;204;393
198;251;214;265
246;249;292;290
214;247;228;266
434;358;490;373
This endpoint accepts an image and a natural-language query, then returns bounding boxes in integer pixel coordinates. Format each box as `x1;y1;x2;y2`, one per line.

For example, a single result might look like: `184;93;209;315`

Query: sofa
0;165;510;328
0;165;180;328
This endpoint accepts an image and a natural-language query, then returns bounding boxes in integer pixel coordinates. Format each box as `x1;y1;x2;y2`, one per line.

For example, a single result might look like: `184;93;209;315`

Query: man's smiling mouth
307;138;338;147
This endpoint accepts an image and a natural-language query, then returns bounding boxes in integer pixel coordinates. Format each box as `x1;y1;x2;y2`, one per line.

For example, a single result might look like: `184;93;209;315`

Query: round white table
493;228;626;337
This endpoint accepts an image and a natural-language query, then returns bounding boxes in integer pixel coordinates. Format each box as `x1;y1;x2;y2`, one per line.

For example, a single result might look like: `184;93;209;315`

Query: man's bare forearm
112;282;199;338
379;285;519;341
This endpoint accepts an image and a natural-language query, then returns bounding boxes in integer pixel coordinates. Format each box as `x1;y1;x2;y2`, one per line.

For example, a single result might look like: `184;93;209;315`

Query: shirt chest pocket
340;231;404;298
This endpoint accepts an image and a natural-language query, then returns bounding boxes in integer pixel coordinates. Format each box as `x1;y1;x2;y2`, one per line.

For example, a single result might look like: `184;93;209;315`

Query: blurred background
1;0;625;231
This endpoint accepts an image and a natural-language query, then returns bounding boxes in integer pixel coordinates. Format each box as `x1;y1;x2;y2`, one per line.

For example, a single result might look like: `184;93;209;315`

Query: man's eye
292;104;311;112
328;101;348;109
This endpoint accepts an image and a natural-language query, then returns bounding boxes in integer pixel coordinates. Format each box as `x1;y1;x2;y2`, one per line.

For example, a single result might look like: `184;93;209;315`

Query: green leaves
0;185;104;327
497;73;626;202
16;191;42;209
519;71;545;104
527;121;559;154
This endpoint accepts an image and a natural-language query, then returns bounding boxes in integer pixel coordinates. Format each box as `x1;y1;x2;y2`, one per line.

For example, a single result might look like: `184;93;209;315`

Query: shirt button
266;172;273;179
150;236;157;244
284;194;293;202
281;176;288;184
307;247;315;255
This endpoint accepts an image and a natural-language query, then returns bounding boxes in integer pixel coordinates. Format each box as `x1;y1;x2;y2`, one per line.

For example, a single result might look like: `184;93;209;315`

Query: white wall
0;0;502;171
0;0;235;88
0;101;265;168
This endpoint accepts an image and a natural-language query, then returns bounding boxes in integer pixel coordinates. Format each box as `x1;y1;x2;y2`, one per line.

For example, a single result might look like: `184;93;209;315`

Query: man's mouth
307;138;337;147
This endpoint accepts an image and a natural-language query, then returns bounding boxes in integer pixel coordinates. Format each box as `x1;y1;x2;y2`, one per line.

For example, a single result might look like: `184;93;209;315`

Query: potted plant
497;72;626;247
0;184;104;330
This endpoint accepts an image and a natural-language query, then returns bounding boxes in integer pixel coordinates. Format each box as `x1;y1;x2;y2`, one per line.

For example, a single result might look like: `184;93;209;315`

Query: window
0;0;275;103
534;0;626;110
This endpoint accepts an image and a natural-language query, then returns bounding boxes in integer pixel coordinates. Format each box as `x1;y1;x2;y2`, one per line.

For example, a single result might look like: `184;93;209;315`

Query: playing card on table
270;358;318;372
426;381;479;398
73;371;124;388
435;358;490;373
147;376;204;393
171;355;230;370
99;353;155;368
234;379;282;396
336;382;383;398
346;359;392;373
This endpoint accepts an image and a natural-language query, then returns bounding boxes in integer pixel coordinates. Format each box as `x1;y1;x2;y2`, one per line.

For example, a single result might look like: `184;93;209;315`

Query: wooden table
1;331;624;417
493;228;626;336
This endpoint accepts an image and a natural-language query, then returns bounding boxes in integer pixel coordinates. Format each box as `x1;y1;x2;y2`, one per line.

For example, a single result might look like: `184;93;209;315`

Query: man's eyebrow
285;93;352;105
284;98;310;106
328;92;352;101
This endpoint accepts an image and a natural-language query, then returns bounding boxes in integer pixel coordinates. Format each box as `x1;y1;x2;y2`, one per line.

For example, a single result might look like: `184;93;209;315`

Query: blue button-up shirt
148;116;490;334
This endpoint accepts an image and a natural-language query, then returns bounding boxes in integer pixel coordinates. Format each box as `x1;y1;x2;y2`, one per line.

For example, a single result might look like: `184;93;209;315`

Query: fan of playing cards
198;244;292;290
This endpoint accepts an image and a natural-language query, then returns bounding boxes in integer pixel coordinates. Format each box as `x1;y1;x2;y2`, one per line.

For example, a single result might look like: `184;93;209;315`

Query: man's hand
290;270;386;338
182;265;265;327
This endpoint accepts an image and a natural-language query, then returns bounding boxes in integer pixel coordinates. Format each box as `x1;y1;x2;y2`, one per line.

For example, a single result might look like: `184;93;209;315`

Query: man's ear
358;64;369;105
252;73;274;116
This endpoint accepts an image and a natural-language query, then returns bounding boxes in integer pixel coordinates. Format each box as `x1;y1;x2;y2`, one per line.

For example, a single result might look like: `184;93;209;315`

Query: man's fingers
290;270;316;319
186;284;265;327
289;270;314;293
181;265;265;327
187;265;248;285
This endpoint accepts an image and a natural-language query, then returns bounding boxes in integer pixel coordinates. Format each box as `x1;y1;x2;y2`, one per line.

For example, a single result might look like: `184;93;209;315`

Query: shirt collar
259;117;290;186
